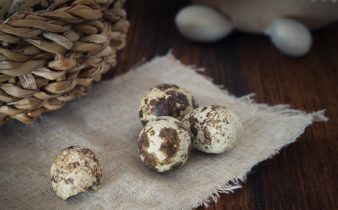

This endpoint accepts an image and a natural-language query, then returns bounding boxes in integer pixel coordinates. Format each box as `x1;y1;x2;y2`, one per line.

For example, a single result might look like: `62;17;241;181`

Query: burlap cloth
0;54;327;210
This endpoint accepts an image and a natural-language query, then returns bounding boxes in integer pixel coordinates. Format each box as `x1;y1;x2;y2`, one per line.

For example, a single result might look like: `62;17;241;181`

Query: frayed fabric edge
129;52;328;210
239;93;329;121
161;52;329;209
191;106;327;209
165;52;329;122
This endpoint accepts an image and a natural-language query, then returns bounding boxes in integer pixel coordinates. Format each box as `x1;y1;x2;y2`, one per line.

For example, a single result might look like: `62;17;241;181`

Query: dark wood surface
110;1;338;209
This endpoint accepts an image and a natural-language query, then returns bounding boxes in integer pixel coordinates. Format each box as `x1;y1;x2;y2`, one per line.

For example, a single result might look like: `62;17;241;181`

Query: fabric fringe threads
196;104;328;208
0;0;129;125
198;94;328;208
163;53;329;209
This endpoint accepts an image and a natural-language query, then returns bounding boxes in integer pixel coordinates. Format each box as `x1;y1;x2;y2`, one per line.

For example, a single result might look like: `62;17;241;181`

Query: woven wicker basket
0;0;129;125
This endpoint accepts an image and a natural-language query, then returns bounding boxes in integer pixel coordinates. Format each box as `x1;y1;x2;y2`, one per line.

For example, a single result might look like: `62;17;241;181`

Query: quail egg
139;84;198;125
51;146;102;200
182;105;242;154
138;116;192;172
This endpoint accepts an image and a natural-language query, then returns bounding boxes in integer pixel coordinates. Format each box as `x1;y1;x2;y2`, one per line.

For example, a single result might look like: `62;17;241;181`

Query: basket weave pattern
0;0;129;125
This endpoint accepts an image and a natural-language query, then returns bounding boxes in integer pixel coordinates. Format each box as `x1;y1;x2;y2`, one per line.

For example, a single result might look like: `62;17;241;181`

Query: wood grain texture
107;1;338;209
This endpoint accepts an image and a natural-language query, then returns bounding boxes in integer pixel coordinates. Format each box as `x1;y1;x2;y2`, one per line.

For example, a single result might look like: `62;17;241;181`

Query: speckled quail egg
182;105;242;154
51;146;102;200
138;116;192;173
139;84;198;125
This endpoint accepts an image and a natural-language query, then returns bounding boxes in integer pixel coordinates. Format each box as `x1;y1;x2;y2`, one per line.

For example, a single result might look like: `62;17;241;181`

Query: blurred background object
174;0;338;56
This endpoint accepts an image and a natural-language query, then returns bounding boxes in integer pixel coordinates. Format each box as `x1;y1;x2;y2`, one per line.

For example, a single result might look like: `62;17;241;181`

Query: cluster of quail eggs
138;83;242;173
49;83;242;200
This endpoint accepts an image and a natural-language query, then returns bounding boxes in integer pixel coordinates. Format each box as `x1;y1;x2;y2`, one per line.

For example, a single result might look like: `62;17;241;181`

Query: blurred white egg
175;5;234;42
265;18;312;57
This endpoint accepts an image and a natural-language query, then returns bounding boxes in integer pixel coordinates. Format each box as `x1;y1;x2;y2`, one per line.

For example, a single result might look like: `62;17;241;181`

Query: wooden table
111;1;338;209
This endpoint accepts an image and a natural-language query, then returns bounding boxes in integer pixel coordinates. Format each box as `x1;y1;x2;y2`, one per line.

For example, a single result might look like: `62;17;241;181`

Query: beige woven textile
0;54;327;210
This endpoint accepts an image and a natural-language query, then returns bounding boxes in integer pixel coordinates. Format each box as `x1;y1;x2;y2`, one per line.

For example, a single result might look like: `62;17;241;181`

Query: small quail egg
138;116;192;173
182;105;242;154
51;146;102;200
139;84;198;125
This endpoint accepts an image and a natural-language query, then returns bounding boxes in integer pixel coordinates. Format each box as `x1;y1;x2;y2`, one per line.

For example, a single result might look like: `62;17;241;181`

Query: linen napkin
0;54;327;210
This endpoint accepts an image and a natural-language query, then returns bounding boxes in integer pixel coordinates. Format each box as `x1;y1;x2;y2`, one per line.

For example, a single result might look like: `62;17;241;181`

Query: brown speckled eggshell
182;105;242;154
139;84;198;125
138;116;192;173
51;146;102;200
